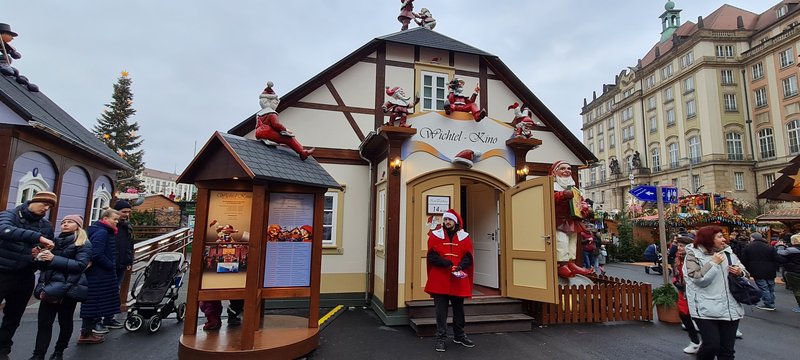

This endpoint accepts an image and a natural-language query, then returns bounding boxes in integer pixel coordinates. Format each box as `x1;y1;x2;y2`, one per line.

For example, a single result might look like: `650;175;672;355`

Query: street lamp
680;157;697;194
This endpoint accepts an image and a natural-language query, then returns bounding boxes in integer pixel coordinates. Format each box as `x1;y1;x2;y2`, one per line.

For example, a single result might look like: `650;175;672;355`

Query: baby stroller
124;252;188;333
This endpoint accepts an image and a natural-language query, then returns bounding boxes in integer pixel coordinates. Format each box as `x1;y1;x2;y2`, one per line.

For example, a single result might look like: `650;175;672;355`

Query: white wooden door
469;186;499;288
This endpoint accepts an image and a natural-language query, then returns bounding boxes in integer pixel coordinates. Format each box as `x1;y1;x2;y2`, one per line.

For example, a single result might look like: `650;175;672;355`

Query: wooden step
406;297;525;318
409;313;533;337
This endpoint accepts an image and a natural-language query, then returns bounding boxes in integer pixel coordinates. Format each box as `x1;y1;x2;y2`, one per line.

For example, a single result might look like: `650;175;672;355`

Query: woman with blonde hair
30;215;92;360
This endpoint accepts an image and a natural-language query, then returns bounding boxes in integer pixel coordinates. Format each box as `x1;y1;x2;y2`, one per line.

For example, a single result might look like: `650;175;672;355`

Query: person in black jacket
30;214;93;359
101;200;134;330
777;234;800;313
0;192;56;360
741;232;780;311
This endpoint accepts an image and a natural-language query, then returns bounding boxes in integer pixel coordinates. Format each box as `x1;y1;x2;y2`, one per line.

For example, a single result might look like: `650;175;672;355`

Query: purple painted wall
6;151;57;210
55;166;90;232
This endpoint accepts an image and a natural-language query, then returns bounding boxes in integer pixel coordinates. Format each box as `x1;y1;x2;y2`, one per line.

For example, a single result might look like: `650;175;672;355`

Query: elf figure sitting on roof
255;81;314;160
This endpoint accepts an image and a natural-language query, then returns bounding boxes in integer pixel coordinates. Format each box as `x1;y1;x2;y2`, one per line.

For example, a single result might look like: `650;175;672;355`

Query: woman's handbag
725;253;762;305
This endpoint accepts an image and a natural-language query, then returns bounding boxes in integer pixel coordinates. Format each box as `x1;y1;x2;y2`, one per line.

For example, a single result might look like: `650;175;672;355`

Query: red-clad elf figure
443;78;486;122
255;81;314;160
424;209;475;352
551;161;593;278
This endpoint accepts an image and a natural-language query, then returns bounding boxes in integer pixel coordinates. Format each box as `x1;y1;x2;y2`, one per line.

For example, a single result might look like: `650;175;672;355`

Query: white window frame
683;77;695;93
789;119;800;154
646;74;656;89
664;87;674;102
15;171;50;206
726;132;744;160
647;96;656;110
665;108;675;126
421;71;448;111
716;45;734;58
752;63;764;80
322;191;339;248
669;143;680;168
609;133;616;148
598;138;604;152
688;136;701;164
662;64;674;79
783;75;798;98
723;94;737;111
686;99;696;118
755;87;768;107
649;115;658;132
780;48;795;68
622;106;634;122
764;173;775;188
692;175;702;193
778;5;788;18
758;128;776;159
651;147;661;172
680;52;694;68
90;184;112;224
734;172;745;191
607;118;615;129
721;70;735;85
376;189;386;249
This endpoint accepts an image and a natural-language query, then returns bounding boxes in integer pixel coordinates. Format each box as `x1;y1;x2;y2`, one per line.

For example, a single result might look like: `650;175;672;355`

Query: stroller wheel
125;314;144;332
645;266;650;274
176;303;187;322
147;315;162;334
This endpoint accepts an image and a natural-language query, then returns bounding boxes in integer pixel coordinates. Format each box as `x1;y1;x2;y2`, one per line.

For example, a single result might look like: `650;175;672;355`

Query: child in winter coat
31;214;92;359
597;245;608;275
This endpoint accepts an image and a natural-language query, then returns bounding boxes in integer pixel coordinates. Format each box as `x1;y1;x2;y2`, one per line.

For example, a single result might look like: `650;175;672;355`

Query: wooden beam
325;81;366;142
183;187;210;336
310;147;368;165
479;57;488;114
292;101;374;115
241;184;266;350
0;127;15;209
375;44;387;130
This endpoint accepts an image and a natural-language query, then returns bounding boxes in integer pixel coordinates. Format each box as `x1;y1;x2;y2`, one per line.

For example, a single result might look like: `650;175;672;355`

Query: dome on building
665;1;675;10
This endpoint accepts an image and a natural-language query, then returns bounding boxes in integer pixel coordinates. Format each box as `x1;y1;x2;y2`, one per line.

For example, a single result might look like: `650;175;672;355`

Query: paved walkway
5;263;799;360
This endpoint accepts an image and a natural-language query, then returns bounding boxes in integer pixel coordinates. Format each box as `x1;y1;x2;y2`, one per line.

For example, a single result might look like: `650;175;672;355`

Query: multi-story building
580;0;800;211
140;167;195;201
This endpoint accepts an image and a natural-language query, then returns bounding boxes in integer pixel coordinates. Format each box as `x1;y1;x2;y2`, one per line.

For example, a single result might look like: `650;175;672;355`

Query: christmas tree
93;71;145;191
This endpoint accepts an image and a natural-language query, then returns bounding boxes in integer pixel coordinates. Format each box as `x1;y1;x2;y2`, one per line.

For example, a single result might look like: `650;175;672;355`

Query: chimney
593;91;597;101
737;16;744;30
584;98;588;107
697;16;704;29
655;47;661;58
615;74;620;84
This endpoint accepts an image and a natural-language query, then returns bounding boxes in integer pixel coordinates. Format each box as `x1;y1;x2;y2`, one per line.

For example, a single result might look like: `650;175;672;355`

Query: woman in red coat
424;209;475;352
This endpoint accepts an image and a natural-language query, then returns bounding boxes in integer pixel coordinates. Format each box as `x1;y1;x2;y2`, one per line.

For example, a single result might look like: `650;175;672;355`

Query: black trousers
694;318;739;360
0;271;35;354
33;298;78;355
679;313;700;344
432;294;466;340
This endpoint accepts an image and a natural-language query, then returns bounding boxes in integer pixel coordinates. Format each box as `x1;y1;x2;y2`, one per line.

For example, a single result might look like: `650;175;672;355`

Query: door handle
541;235;552;245
487;233;495;241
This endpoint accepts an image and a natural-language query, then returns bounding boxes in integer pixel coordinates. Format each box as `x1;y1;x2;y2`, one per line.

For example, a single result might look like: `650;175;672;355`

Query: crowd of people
0;194;134;360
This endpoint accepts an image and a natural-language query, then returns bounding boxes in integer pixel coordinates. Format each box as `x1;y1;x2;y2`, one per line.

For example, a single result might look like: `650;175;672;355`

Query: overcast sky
3;1;774;173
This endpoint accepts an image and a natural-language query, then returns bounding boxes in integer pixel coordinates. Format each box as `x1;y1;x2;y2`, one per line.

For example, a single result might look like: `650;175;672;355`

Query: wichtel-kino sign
401;111;516;165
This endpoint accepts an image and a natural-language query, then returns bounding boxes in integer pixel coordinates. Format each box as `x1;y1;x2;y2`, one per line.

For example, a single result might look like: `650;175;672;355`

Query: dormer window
777;5;787;18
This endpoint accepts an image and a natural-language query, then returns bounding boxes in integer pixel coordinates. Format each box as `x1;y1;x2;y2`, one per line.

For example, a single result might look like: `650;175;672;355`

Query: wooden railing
535;275;653;325
120;227;192;309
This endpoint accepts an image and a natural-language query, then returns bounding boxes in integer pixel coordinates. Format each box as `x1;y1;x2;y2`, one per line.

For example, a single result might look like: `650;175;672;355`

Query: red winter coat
424;228;474;298
554;188;587;234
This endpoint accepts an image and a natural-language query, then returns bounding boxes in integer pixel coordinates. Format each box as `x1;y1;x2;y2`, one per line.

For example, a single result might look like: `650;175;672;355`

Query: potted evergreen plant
652;283;680;324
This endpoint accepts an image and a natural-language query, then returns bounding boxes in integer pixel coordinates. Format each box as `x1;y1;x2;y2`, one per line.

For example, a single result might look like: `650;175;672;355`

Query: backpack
724;253;762;305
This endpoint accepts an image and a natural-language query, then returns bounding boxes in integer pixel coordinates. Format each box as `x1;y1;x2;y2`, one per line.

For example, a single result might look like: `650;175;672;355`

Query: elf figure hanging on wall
551;160;593;278
443;78;487;122
382;86;417;128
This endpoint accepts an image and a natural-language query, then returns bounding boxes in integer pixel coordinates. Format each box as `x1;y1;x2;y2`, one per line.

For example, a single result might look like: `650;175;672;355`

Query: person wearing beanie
31;214;95;356
672;233;701;354
0;192;57;359
741;232;780;311
424;209;475;352
101;200;134;330
550;160;592;278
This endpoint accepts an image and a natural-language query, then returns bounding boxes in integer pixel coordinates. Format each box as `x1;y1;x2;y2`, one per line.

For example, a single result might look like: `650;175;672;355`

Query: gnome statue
398;0;415;30
551;160;593;278
0;23;38;92
443;78;486;122
255;82;314;160
414;8;436;30
382;86;417;128
508;103;535;139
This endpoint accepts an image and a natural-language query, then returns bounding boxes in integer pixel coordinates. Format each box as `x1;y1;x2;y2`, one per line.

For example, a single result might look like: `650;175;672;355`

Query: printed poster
201;191;252;289
264;193;314;287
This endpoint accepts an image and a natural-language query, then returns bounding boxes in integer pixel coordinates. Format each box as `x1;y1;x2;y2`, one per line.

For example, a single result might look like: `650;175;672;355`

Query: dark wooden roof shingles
377;27;494;56
219;133;340;189
0;74;130;169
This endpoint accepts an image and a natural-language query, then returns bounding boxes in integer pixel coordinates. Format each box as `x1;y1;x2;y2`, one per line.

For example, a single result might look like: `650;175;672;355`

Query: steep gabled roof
228;28;595;165
178;132;341;190
0;73;131;170
754;0;800;32
377;27;494;56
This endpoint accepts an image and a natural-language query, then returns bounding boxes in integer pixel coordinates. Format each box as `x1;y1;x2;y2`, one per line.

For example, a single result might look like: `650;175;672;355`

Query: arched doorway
405;170;509;301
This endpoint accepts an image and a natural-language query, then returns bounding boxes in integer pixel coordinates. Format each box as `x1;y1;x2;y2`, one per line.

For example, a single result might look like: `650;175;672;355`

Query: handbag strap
724;251;732;266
